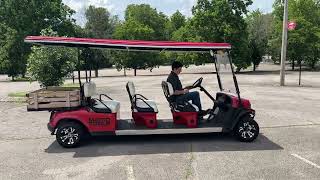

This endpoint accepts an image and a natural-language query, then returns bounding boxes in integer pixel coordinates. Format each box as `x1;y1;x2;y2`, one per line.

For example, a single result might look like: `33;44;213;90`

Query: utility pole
280;0;288;86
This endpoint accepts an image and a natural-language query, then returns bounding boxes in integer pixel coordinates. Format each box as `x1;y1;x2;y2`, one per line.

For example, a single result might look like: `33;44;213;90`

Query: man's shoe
198;116;207;124
199;109;211;116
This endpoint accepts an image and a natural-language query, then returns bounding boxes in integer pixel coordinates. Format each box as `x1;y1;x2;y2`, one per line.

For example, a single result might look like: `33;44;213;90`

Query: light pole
280;0;288;86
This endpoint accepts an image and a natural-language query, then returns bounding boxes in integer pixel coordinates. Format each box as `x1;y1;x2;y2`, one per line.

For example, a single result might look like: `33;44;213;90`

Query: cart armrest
99;94;113;101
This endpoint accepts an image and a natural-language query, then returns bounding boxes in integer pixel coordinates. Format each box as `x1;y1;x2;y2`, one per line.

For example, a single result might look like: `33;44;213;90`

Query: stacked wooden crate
27;87;81;111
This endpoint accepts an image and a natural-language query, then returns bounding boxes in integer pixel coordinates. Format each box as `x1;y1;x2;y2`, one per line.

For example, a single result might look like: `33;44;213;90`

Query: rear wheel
56;122;84;148
234;117;259;142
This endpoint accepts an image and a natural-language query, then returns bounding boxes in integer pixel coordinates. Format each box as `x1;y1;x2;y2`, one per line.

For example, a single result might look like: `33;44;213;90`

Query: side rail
26;87;81;111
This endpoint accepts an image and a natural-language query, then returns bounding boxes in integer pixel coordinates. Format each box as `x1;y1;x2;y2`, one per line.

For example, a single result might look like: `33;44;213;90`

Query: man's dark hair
171;61;183;70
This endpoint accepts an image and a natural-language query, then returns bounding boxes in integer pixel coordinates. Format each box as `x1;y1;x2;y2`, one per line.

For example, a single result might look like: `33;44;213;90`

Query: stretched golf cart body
25;36;259;148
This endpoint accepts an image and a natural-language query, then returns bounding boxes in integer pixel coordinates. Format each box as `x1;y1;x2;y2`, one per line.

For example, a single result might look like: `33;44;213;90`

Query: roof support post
226;51;242;106
84;49;88;83
210;50;223;91
77;48;82;87
76;48;84;106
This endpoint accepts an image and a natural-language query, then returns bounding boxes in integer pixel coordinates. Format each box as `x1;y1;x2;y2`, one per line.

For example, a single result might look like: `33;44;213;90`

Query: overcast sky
63;0;275;26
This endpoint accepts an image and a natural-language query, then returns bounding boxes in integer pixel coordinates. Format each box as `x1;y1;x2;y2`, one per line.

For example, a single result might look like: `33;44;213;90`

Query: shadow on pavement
45;133;283;158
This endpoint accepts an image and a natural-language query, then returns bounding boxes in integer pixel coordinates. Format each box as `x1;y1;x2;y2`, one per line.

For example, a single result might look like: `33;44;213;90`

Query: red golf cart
25;36;259;148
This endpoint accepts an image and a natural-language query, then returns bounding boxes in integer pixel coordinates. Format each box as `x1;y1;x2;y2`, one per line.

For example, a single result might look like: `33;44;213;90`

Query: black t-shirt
167;71;183;101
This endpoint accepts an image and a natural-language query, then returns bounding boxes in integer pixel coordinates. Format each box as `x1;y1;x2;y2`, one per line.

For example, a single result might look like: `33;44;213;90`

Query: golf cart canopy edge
24;36;232;52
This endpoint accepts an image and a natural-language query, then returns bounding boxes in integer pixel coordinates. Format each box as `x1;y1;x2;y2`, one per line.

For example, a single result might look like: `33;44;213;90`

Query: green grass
11;77;33;82
7;83;79;98
61;83;80;88
8;92;27;97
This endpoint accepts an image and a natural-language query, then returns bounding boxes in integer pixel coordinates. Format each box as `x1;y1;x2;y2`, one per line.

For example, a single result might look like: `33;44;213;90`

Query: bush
27;28;77;87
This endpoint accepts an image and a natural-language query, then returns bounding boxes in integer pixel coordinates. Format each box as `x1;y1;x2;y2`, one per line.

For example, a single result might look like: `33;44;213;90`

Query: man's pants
176;91;202;111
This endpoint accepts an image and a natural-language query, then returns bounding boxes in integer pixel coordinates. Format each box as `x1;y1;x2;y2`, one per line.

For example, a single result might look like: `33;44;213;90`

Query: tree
246;10;271;71
0;23;19;79
27;28;77;87
271;0;320;70
169;20;207;67
171;11;186;31
84;5;118;77
85;5;118;38
113;4;169;76
80;48;113;77
192;0;253;72
288;0;320;70
164;11;187;40
125;4;168;40
0;0;76;79
113;19;158;76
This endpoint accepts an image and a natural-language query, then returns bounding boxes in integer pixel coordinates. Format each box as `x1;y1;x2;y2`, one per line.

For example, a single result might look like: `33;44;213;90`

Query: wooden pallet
27;87;81;111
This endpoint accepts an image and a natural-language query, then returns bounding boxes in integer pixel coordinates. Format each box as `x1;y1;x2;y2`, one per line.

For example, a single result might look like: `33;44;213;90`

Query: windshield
215;51;236;93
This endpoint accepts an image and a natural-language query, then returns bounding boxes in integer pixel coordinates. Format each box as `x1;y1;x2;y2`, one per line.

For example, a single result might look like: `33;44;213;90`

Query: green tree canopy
125;4;168;40
192;0;253;72
246;10;272;71
171;11;186;32
170;20;206;67
0;23;18;76
0;0;76;79
83;5;118;76
85;5;118;38
271;0;320;69
27;28;77;87
112;4;169;75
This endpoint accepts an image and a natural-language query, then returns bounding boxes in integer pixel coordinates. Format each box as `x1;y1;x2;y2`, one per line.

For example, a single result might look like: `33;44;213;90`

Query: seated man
167;61;208;117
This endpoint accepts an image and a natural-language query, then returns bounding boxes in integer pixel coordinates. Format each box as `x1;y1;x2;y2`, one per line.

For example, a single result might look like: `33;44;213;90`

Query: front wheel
56;122;84;148
234;117;259;142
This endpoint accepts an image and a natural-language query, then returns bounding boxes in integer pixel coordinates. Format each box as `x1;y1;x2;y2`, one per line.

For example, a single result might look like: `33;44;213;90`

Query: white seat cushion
84;82;97;97
135;99;158;113
94;100;120;113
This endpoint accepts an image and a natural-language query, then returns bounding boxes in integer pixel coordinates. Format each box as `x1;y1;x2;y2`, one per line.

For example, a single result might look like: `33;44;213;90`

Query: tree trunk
124;68;126;76
11;76;14;81
253;64;256;72
94;69;98;77
236;67;241;73
311;58;316;70
292;59;295;70
134;68;137;76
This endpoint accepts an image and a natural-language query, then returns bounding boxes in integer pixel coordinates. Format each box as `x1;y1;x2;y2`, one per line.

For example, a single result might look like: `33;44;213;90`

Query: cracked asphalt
0;63;320;180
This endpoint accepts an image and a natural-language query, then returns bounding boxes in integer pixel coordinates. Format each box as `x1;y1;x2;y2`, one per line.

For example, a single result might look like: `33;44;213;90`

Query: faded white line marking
291;153;320;169
126;165;135;180
43;156;123;180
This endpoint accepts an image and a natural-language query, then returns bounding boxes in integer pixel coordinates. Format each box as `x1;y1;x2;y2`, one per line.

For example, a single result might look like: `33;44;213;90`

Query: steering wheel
192;77;203;88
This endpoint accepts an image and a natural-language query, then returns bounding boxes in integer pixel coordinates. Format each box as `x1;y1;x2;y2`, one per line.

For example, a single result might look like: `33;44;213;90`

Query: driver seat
161;81;199;112
161;81;199;128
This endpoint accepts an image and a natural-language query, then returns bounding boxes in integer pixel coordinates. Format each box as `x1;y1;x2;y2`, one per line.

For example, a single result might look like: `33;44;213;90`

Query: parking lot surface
0;63;319;180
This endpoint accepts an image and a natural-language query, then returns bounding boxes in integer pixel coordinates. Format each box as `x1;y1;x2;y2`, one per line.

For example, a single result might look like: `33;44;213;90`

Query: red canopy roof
25;36;231;52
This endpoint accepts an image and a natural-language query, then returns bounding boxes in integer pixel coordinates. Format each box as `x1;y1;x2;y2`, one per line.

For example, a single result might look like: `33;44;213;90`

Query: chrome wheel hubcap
239;121;256;139
60;127;79;145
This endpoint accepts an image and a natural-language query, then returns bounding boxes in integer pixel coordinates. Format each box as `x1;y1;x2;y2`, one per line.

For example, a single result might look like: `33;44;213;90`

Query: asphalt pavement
0;63;319;180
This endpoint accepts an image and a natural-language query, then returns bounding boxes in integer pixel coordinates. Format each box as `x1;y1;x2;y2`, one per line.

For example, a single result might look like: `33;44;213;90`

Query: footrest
132;112;158;129
172;112;198;128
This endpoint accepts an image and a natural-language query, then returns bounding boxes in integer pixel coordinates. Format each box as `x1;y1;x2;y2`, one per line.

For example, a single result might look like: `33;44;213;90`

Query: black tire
234;117;259;142
56;122;84;148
